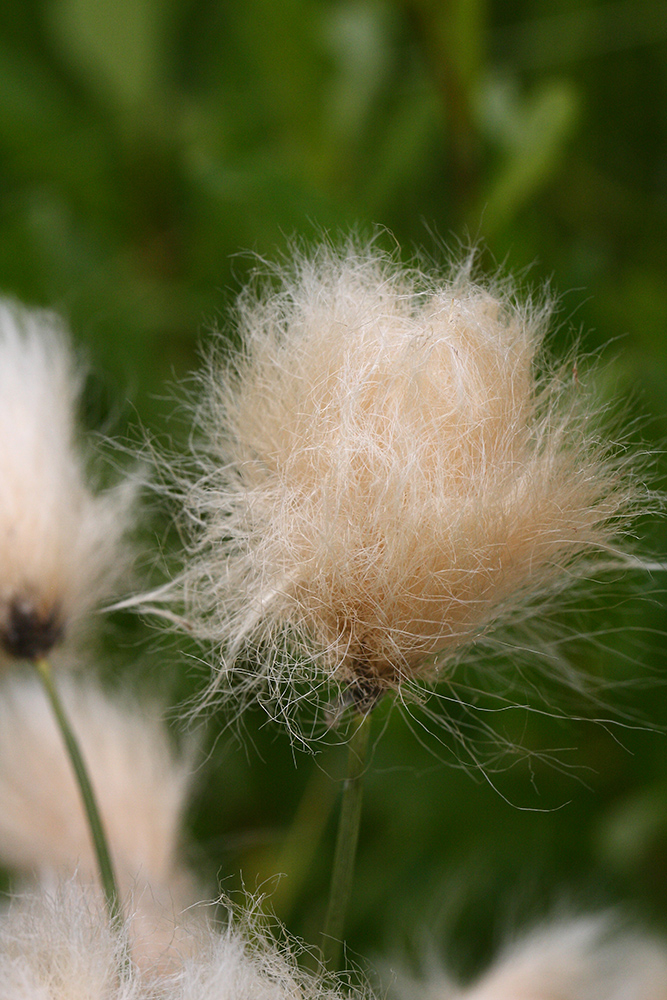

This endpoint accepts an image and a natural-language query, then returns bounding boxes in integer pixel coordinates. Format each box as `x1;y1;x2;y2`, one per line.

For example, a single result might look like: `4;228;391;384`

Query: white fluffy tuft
0;674;199;970
0;301;138;658
0;881;140;1000
0;881;367;1000
162;242;659;732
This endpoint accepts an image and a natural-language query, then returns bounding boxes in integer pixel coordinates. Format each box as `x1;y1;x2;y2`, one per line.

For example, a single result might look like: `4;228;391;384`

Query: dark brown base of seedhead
1;598;63;660
345;654;387;714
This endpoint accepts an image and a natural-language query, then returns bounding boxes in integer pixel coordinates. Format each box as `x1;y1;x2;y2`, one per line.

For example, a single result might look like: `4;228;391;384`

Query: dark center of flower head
1;598;64;660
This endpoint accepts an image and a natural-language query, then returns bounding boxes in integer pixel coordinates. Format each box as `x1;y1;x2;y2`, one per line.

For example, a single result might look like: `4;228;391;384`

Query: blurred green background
2;0;667;984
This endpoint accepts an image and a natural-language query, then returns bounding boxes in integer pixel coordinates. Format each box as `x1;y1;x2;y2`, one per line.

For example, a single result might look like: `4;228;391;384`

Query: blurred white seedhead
163;242;660;741
0;674;199;971
391;916;667;1000
0;301;138;660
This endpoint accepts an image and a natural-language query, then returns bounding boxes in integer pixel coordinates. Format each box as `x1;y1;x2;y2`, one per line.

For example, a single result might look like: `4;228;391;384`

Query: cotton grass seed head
0;301;138;660
170;242;658;737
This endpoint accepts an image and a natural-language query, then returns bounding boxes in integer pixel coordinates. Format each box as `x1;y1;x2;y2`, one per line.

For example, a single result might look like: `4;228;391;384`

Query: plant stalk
34;657;123;927
322;711;372;970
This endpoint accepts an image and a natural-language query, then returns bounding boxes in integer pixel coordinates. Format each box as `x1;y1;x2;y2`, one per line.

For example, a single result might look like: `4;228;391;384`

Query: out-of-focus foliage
1;0;667;982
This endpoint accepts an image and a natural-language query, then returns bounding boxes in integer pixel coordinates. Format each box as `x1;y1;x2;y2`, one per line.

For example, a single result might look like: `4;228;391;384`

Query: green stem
34;657;123;927
322;712;372;970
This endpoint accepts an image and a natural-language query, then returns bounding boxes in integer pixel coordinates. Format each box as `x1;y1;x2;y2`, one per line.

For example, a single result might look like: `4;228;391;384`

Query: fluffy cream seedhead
394;916;667;1000
0;301;138;660
0;674;200;970
171;243;656;730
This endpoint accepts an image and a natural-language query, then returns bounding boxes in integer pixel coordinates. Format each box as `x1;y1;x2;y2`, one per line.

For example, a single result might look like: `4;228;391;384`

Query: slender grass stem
34;657;123;927
322;712;372;970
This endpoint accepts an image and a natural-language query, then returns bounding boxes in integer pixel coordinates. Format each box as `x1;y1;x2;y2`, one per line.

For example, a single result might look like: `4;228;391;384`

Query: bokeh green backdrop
2;0;667;983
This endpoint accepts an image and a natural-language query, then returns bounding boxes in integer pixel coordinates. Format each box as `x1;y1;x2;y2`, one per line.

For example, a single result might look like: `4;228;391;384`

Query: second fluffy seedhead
167;242;658;735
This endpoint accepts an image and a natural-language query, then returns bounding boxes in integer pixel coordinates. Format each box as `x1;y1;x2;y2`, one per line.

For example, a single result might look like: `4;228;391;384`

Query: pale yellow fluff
171;243;655;721
0;674;199;970
0;301;138;659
